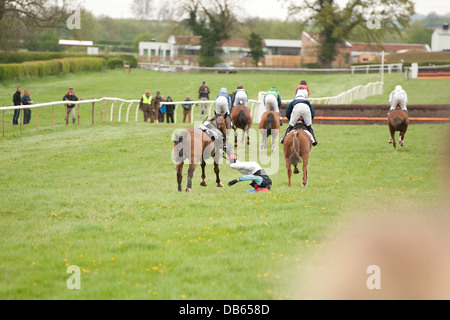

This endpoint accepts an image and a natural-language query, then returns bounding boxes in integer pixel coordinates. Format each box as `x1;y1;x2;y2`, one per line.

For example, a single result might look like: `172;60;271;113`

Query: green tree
284;0;415;67
181;0;235;67
404;20;433;46
247;32;264;66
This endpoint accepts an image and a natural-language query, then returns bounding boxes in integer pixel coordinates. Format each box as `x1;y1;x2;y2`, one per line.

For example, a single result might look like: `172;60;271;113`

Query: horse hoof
186;188;192;193
389;139;393;144
302;182;308;188
293;168;300;175
271;146;276;153
217;183;224;188
200;181;207;187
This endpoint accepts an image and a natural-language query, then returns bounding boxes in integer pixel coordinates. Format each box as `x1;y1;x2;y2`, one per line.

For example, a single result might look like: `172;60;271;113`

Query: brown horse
173;114;228;192
388;107;409;152
231;104;252;148
284;123;312;187
259;111;281;153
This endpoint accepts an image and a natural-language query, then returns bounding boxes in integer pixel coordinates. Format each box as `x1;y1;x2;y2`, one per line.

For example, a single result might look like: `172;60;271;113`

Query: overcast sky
80;0;450;19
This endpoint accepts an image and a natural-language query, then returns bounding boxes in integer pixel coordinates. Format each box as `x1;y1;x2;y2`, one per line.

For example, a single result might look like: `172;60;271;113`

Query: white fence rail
1;82;383;136
351;64;402;75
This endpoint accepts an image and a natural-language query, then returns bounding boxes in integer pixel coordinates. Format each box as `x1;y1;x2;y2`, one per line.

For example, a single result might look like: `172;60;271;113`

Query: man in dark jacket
198;81;210;115
63;87;79;125
151;91;163;123
12;87;22;125
165;96;175;124
21;89;33;125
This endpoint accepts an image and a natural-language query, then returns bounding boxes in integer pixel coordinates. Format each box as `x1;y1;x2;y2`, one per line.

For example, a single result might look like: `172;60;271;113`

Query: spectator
151;91;163;123
198;81;210;115
159;95;167;123
182;97;193;123
165;96;175;124
63;87;79;125
139;90;153;122
12;87;22;125
21;89;33;125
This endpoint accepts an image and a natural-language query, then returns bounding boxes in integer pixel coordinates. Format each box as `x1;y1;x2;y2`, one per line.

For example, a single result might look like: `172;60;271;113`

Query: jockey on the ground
228;160;272;193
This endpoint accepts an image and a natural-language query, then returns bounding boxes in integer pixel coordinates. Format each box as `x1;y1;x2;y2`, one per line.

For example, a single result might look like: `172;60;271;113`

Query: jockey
199;118;237;164
215;88;235;129
232;85;249;109
388;85;408;114
264;87;283;125
228;160;272;192
295;80;310;98
280;90;317;146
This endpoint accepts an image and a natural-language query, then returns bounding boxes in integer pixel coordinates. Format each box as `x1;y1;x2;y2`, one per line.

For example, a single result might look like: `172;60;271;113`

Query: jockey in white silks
264;86;283;124
232;85;249;108
228;160;273;193
215;87;235;129
388;85;408;114
280;89;317;146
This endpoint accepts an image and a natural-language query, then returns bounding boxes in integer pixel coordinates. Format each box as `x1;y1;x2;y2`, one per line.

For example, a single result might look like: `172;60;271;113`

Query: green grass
0;121;447;300
0;70;449;300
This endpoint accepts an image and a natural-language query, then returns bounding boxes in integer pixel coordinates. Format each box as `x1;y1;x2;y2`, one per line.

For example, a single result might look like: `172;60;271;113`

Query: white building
431;24;450;52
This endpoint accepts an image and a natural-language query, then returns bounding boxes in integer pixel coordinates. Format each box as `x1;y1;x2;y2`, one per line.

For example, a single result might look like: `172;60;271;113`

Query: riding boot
228;114;236;130
306;125;318;146
280;125;293;145
278;113;283;126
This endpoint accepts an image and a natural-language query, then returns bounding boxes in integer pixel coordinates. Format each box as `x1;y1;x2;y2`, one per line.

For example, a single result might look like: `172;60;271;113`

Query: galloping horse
259;111;281;153
173;114;228;192
231;104;252;148
284;122;312;187
388;106;409;152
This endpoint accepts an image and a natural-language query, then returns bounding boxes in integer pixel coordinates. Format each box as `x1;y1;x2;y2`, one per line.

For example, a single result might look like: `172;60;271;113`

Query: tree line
0;0;444;67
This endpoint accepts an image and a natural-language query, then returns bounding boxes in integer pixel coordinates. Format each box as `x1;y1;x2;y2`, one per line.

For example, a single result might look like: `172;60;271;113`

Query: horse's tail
289;132;301;166
173;131;187;161
239;109;248;130
266;112;274;136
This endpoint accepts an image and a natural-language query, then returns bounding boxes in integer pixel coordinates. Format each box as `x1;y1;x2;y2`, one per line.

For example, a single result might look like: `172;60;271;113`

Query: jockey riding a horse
215;87;236;130
228;160;272;192
231;85;249;110
199;113;237;164
264;86;283;125
388;85;408;115
280;89;318;146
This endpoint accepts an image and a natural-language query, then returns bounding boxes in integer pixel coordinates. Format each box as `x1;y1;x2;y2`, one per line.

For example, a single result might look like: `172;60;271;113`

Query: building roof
59;40;93;47
264;39;302;48
351;42;430;53
170;36;249;48
302;32;352;48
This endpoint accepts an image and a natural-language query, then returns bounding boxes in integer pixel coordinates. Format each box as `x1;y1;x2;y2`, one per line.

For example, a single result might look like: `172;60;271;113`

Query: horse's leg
247;129;251;146
214;161;224;188
302;153;309;188
286;159;292;187
399;130;406;147
390;127;397;152
271;130;278;153
234;129;238;148
200;159;207;187
176;162;184;192
186;163;196;192
241;129;245;145
293;165;300;175
260;129;267;150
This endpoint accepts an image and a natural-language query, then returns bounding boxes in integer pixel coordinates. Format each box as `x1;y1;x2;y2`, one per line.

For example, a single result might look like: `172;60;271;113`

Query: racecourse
0;70;448;299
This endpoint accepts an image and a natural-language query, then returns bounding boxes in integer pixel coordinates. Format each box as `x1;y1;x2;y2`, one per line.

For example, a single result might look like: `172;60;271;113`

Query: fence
351;63;403;75
1;82;384;137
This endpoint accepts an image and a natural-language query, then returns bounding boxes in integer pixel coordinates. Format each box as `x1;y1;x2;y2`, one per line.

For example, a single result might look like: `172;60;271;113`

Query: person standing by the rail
21;89;33;125
139;90;153;123
151;91;163;123
182;97;193;123
63;87;79;125
12;87;22;125
165;96;175;124
198;81;210;115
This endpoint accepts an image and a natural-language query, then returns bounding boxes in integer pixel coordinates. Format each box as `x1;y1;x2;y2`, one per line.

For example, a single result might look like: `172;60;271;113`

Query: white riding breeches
215;96;230;115
265;95;279;113
230;161;262;176
234;91;248;107
390;93;407;111
289;103;312;127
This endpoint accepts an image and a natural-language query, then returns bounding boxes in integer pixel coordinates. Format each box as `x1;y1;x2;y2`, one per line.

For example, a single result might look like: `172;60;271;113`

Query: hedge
0;58;105;82
0;52;90;64
106;57;125;69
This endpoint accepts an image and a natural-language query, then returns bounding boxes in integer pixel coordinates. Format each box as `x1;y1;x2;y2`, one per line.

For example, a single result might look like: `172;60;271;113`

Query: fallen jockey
199;119;237;164
228;160;272;192
281;90;317;146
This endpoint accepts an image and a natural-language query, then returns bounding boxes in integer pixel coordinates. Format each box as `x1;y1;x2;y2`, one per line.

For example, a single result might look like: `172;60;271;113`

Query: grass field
0;70;449;300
